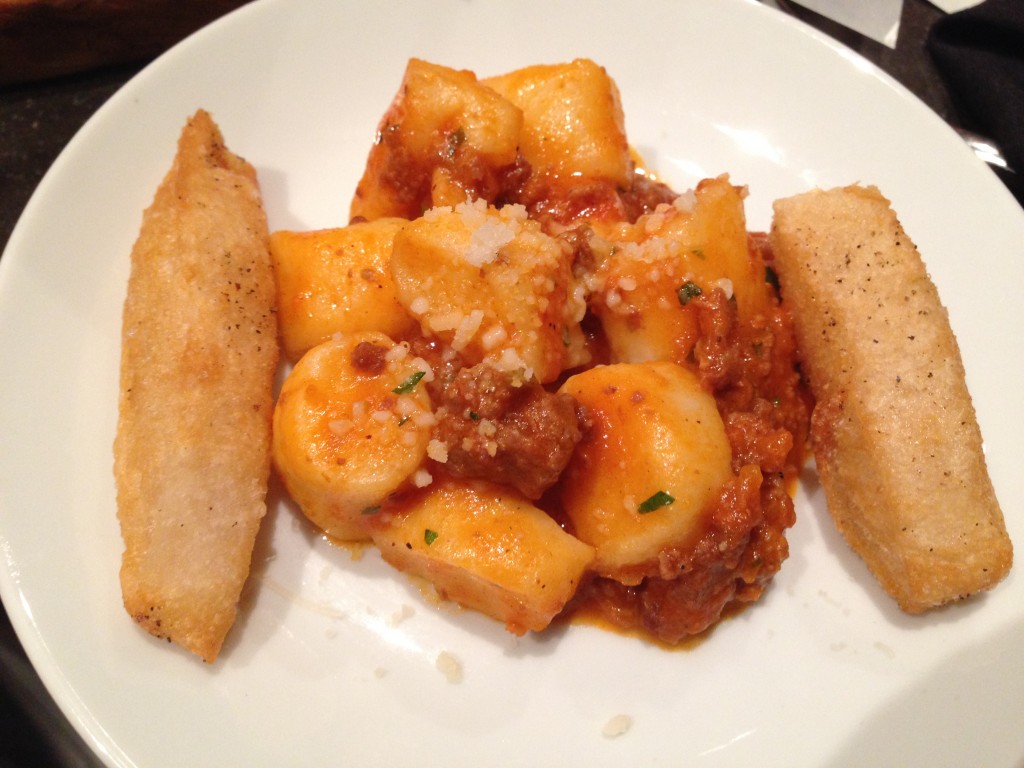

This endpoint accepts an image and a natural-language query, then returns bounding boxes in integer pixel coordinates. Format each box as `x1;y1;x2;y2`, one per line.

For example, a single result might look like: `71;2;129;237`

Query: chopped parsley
424;528;439;546
361;505;381;516
392;370;426;394
638;490;675;514
677;281;702;306
446;127;466;158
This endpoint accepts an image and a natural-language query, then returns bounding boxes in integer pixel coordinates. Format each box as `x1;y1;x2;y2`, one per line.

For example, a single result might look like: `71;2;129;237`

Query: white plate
2;1;1022;765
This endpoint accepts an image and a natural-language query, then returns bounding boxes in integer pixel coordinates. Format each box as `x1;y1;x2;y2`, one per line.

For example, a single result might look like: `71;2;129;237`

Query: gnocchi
482;58;632;188
270;58;810;643
558;361;734;585
270;219;416;360
371;478;594;634
350;58;523;221
389;198;588;383
590;175;769;365
272;332;434;541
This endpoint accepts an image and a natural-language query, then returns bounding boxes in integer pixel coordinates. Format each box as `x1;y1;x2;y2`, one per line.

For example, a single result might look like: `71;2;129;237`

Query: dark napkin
927;0;1024;204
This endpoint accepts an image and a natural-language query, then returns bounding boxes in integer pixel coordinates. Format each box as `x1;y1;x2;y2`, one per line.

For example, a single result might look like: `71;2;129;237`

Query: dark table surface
0;1;1018;766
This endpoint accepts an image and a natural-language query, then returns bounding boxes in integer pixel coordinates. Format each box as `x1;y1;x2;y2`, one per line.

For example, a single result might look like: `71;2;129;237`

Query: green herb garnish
424;529;439;546
446;127;466;158
677;281;702;306
638;490;675;514
361;505;381;516
392;370;426;395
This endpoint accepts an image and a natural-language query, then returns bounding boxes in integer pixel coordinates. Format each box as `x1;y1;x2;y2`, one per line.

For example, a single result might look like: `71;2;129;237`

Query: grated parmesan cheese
395;397;418;417
480;324;509;351
602;714;633;738
428;310;464;333
385;342;411;362
714;277;734;300
460;198;519;267
673;189;697;212
435;651;463;683
328;419;353;437
617;276;637;291
409;357;435;382
412;411;437;428
389;604;414;626
427;439;449;463
451;309;485;351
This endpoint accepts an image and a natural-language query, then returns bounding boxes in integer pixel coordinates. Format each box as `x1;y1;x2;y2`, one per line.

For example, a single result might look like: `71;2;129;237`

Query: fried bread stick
114;110;278;661
770;185;1011;612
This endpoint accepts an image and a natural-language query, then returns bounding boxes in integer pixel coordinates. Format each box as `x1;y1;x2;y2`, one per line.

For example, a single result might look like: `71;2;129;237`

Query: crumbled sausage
350;341;388;374
619;173;678;222
431;362;586;499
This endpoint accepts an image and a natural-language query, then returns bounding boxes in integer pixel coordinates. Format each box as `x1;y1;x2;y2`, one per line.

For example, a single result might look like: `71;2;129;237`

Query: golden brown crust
770;185;1012;612
114;109;278;661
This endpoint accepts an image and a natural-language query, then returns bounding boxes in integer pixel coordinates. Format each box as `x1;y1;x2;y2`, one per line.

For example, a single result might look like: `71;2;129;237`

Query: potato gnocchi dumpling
371;478;595;634
389;198;588;383
559;362;734;585
350;58;524;221
482;58;631;188
272;332;434;541
271;218;416;360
